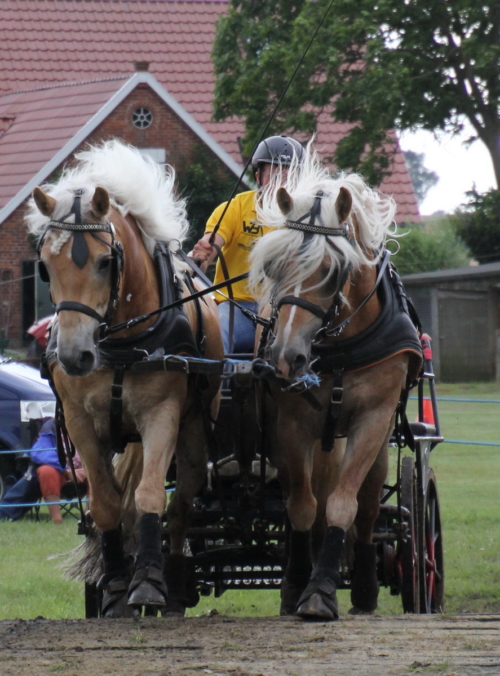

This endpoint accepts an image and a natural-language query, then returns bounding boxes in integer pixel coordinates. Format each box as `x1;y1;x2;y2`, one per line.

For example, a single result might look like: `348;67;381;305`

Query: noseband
273;190;354;339
37;189;124;330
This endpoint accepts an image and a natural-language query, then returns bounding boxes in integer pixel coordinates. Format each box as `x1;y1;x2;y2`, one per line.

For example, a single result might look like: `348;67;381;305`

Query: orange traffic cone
422;397;435;425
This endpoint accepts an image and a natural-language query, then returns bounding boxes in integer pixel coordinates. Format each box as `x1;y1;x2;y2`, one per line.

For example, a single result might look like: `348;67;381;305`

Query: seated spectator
30;418;86;524
0;418;86;524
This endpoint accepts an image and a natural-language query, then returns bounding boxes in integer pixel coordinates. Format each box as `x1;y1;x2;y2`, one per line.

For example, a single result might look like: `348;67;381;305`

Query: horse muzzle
57;344;98;376
56;323;100;376
271;342;310;380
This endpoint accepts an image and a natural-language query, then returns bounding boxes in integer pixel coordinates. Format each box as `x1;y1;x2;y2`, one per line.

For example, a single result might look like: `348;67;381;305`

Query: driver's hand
189;237;215;262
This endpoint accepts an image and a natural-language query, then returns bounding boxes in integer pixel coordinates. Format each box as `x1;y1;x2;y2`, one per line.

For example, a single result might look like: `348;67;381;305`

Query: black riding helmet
252;135;304;184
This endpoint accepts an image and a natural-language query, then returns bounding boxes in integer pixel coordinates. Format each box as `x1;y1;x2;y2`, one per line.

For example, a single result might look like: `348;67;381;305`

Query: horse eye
98;258;111;273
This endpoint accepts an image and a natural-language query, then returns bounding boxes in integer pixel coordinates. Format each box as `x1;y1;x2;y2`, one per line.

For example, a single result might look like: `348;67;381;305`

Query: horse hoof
103;597;139;619
128;565;168;607
280;578;306;616
128;581;167;607
100;576;138;619
348;606;376;616
161;599;187;617
295;576;339;621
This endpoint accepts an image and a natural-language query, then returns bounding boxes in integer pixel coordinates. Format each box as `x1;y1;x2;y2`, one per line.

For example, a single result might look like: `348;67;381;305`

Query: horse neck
111;213;160;337
334;258;381;341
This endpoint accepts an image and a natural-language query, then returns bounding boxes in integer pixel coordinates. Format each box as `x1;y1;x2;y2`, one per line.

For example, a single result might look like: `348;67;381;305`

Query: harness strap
321;249;391;339
55;300;104;323
321;369;344;453
277;295;328;322
40;354;89;533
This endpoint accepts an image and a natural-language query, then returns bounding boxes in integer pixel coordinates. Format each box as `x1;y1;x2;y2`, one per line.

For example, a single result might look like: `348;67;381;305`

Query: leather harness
259;190;423;452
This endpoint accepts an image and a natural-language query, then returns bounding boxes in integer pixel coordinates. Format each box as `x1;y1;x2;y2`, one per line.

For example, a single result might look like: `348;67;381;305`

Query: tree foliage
175;147;241;248
451;189;500;264
213;0;500;187
391;219;470;275
403;151;439;205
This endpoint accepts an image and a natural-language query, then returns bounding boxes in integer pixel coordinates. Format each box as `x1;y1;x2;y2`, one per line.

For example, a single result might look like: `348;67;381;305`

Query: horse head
32;185;122;376
250;151;396;381
269;186;355;379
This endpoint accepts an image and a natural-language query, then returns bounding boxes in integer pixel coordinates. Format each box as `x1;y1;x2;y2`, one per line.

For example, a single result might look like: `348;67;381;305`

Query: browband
286;220;352;239
47;221;113;232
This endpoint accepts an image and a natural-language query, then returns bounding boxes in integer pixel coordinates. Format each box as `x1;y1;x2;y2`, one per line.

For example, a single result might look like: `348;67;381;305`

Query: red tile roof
0;0;419;221
0;77;129;209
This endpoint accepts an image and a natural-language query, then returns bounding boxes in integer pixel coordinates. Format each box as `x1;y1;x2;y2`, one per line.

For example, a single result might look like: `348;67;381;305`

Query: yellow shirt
205;190;272;302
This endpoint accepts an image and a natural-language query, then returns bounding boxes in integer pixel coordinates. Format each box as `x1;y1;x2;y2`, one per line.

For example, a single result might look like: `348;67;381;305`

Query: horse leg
63;407;136;618
272;413;318;616
128;397;182;609
349;441;389;615
296;404;399;621
163;412;208;616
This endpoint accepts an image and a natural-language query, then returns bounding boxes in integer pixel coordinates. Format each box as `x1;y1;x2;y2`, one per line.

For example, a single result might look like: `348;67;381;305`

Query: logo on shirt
242;221;263;236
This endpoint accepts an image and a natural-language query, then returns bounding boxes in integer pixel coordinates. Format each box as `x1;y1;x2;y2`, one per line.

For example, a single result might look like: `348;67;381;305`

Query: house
0;0;420;347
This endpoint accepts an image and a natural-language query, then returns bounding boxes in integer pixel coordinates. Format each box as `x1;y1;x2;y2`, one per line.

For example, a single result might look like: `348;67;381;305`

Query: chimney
134;61;150;72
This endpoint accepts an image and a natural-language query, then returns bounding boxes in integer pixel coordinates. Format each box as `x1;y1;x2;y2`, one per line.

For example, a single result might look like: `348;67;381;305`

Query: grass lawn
1;382;499;619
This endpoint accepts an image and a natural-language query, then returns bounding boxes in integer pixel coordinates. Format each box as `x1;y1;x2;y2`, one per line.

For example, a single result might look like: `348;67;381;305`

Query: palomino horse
27;140;223;617
250;150;422;619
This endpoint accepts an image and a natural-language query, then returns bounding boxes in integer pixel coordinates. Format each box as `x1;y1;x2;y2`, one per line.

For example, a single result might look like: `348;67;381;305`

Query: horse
26;140;223;617
249;148;422;620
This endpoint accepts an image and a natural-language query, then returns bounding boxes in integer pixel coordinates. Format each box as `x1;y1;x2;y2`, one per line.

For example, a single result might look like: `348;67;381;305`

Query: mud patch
1;614;499;676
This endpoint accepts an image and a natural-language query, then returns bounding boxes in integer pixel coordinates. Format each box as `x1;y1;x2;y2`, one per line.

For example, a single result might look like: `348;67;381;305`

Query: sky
399;124;497;217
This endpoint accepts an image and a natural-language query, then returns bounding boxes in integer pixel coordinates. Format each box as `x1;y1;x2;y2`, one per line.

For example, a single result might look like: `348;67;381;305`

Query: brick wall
0;83;234;347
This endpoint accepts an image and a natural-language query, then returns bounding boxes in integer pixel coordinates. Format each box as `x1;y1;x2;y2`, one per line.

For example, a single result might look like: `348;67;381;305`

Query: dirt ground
1;614;499;676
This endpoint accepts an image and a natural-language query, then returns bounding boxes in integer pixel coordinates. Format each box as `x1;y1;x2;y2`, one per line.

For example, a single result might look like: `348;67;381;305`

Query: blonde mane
249;143;397;302
26;139;189;256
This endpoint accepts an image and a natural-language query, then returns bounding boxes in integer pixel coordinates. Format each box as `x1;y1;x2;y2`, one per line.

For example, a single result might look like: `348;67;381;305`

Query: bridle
265;189;391;350
269;190;355;341
37;189;124;333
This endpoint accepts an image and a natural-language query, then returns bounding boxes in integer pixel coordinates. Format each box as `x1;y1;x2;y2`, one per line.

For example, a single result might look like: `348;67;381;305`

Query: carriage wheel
399;456;419;613
418;470;444;613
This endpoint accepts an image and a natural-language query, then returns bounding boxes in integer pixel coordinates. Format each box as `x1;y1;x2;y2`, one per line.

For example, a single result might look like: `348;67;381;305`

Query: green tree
213;0;500;187
175;148;242;249
451;189;500;264
403;151;439;206
391;219;470;275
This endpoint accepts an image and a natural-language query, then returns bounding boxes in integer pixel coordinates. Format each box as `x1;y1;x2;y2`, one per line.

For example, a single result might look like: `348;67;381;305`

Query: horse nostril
293;353;307;372
284;349;308;377
78;351;95;371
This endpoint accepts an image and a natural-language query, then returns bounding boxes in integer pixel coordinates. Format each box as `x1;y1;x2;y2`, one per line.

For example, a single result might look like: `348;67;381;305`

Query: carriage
83;338;444;618
29;140;445;621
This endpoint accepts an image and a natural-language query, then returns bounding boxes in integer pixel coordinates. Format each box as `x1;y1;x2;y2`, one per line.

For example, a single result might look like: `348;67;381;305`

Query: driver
190;135;304;353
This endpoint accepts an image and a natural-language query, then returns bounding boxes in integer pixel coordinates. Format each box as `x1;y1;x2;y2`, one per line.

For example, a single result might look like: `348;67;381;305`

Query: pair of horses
28;140;420;620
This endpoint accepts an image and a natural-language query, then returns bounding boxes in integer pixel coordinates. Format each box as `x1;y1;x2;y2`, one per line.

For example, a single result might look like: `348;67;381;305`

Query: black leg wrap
128;513;168;607
350;541;379;614
281;529;313;616
136;513;164;570
161;554;199;617
286;529;313;587
295;526;345;621
98;527;136;618
101;527;128;578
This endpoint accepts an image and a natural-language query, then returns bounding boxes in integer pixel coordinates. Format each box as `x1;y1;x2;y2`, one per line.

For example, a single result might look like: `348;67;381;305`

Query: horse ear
92;186;110;218
33;187;56;217
277;187;294;215
335;187;352;223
